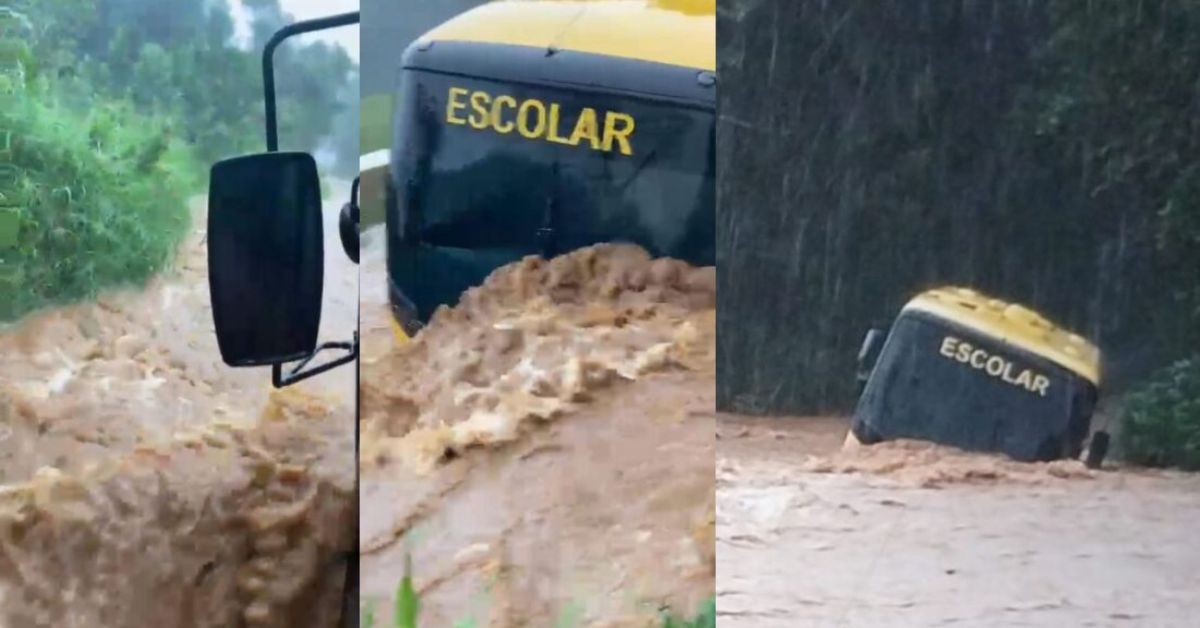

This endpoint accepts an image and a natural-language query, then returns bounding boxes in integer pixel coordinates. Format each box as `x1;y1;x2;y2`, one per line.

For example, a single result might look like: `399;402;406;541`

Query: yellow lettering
450;93;636;155
517;99;547;138
570;108;602;150
468;91;491;129
938;335;1053;397
1001;362;1021;384
446;87;469;125
602;112;635;155
547;104;573;145
492;95;517;133
970;349;987;369
985;355;1005;376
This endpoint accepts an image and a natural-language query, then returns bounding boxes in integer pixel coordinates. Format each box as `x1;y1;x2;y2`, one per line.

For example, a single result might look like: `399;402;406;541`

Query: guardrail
359;149;389;227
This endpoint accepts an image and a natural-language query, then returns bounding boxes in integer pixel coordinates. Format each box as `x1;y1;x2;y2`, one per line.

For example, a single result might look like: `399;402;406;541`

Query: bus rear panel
852;310;1097;462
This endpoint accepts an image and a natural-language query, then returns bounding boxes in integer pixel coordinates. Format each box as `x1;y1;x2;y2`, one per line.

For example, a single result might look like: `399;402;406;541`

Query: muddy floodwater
0;185;357;627
717;416;1200;627
359;233;716;626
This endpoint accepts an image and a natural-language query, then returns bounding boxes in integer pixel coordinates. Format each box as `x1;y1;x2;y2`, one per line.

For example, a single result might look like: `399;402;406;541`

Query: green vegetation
362;552;417;628
367;594;716;628
718;0;1200;414
394;552;420;628
661;598;717;628
1118;357;1200;470
0;0;356;322
0;78;195;320
361;551;715;627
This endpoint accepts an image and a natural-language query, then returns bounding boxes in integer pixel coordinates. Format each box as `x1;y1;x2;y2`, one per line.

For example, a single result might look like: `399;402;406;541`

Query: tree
718;0;1200;415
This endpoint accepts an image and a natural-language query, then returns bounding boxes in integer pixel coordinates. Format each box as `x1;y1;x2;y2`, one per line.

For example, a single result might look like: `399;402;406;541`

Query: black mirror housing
207;151;324;366
338;177;360;264
339;202;359;264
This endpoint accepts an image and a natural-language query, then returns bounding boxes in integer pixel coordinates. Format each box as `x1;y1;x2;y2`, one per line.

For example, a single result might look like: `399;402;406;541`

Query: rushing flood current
359;235;716;626
717;416;1200;627
0;186;357;627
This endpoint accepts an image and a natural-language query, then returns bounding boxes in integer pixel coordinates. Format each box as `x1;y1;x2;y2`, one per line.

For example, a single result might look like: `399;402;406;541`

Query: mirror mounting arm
262;11;360;152
272;332;359;388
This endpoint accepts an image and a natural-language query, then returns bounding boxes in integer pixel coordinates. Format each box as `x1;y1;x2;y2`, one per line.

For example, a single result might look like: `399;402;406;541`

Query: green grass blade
395;552;420;628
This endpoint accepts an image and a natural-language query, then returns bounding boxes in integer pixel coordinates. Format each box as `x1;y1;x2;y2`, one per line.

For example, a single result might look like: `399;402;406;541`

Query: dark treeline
717;0;1200;415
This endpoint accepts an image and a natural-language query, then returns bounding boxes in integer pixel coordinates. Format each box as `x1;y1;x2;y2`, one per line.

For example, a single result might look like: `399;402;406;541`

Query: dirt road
358;236;716;626
717;415;1200;627
0;184;357;627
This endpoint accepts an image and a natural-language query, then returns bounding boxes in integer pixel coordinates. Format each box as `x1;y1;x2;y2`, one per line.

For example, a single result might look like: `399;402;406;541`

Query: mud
717;415;1200;627
0;390;354;627
0;188;356;627
360;239;715;625
806;437;1096;488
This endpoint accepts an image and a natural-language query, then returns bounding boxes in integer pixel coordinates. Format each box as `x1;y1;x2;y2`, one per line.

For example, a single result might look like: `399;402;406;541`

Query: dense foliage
0;0;356;322
717;0;1200;414
1118;357;1200;470
359;0;483;155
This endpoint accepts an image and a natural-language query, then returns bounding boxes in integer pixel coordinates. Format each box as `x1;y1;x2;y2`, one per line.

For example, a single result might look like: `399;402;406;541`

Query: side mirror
339;177;360;264
207;152;324;366
856;328;887;384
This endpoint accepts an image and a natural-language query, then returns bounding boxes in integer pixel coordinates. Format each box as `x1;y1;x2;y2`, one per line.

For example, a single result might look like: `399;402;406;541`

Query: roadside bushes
1118;357;1200;470
1;0;358;323
0;58;195;321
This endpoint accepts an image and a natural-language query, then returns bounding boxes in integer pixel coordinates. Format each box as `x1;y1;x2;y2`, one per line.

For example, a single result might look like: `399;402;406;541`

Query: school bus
852;287;1102;462
381;0;716;337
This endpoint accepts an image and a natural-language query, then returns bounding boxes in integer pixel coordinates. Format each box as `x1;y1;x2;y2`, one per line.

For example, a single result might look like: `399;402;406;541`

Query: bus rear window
390;70;715;265
856;313;1083;461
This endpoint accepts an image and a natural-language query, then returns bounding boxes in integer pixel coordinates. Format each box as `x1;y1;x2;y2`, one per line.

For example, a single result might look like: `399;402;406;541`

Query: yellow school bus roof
903;287;1101;385
415;0;716;72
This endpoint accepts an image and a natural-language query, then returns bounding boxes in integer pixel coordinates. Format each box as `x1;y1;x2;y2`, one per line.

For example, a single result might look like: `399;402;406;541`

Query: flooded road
0;183;357;627
359;238;716;626
717;415;1200;627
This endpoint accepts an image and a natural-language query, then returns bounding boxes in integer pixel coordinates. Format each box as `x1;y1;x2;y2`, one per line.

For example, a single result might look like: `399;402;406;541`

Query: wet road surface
717;415;1200;627
358;240;718;626
0;183;358;628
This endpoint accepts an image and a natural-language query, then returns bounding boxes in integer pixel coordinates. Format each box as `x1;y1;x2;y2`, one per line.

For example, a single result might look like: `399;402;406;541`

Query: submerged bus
853;287;1102;462
381;0;717;337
